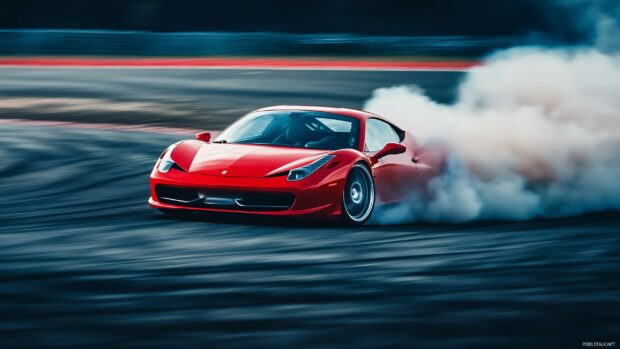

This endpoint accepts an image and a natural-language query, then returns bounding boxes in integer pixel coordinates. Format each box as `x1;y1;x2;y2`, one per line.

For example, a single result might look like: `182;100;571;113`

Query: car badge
221;170;228;175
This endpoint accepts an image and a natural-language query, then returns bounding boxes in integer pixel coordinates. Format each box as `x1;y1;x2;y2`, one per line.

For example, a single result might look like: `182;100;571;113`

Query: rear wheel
342;163;375;225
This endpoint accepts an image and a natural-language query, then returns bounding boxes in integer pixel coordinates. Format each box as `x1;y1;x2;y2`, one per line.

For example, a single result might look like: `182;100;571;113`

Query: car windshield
214;110;360;150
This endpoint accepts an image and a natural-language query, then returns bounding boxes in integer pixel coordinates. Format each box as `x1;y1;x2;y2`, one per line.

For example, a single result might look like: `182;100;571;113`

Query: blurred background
0;0;609;128
0;0;595;57
1;1;619;348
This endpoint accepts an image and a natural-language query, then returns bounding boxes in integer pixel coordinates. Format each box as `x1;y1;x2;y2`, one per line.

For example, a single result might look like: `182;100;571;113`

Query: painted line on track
0;118;212;136
0;57;477;71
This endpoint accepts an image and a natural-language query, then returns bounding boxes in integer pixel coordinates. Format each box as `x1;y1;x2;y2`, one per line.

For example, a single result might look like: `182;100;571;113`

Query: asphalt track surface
0;68;462;128
0;68;619;348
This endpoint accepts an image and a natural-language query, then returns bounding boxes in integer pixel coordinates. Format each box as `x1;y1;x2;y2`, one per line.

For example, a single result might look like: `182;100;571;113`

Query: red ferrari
149;106;443;224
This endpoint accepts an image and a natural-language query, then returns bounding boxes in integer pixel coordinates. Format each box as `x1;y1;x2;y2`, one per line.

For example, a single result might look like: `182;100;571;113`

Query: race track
0;68;462;128
0;68;618;348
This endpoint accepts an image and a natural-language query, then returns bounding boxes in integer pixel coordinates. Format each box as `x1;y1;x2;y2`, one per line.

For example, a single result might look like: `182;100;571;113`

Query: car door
365;118;418;204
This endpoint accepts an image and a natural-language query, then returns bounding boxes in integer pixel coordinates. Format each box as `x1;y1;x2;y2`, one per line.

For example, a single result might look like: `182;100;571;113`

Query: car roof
256;105;386;123
255;105;404;132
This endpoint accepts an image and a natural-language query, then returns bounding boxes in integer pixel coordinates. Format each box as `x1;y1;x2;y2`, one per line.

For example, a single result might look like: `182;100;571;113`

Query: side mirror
195;131;211;143
371;142;406;161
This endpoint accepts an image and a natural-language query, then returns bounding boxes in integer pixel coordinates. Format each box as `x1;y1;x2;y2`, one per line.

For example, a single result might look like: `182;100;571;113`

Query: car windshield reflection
214;110;360;150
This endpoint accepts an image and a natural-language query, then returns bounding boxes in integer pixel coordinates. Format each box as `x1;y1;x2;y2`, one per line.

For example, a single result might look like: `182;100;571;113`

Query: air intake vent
155;185;294;211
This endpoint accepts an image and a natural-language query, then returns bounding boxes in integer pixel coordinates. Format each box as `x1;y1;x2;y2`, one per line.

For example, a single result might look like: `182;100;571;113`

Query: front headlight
157;144;178;173
287;155;335;181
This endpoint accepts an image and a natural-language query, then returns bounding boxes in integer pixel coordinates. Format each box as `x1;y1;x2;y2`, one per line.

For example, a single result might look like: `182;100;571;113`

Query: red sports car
149;106;443;224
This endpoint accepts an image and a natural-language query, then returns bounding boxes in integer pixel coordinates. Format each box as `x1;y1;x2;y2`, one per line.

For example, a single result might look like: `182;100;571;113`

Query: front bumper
149;166;347;220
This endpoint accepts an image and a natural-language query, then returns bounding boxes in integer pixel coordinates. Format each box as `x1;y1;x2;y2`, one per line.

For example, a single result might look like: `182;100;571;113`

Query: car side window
364;118;401;152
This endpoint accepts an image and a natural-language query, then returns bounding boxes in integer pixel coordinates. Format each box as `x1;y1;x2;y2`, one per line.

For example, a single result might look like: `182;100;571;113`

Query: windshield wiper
212;140;227;143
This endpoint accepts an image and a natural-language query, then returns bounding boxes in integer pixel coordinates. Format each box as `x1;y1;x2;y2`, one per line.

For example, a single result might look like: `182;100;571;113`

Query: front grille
155;185;294;211
156;185;199;202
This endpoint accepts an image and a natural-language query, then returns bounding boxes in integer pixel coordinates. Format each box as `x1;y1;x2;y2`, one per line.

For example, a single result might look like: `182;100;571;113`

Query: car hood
171;141;329;177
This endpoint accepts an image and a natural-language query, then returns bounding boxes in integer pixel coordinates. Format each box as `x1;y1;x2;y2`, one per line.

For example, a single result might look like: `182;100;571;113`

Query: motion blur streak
0;118;202;136
365;48;620;223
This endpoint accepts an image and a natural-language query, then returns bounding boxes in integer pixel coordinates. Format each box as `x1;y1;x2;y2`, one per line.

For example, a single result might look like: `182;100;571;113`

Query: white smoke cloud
365;48;620;223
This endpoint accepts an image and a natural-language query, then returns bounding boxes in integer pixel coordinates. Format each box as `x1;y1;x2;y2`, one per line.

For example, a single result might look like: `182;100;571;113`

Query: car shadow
153;210;342;229
152;208;620;233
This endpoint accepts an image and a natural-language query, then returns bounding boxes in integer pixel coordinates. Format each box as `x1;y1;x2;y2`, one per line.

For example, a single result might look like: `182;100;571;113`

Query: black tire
341;163;375;225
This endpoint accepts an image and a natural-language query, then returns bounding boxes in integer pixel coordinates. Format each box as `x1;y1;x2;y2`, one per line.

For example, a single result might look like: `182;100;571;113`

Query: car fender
169;139;202;171
330;148;373;174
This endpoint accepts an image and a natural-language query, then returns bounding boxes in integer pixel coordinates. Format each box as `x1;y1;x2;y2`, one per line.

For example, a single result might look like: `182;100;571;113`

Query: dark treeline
0;0;589;41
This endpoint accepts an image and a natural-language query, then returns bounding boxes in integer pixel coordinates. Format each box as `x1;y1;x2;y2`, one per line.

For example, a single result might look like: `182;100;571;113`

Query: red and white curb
0;57;477;71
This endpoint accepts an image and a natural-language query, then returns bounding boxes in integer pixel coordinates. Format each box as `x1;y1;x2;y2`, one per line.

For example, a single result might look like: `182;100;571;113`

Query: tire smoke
365;48;620;223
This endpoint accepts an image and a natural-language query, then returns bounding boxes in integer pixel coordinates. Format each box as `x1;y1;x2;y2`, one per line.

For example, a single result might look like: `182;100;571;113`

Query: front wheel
341;163;375;225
